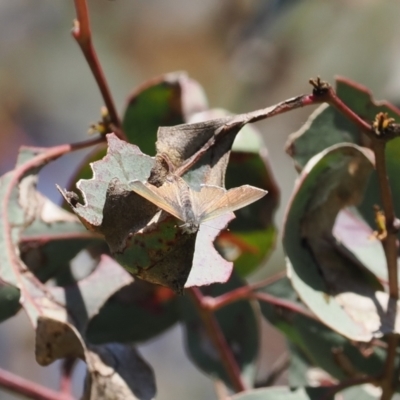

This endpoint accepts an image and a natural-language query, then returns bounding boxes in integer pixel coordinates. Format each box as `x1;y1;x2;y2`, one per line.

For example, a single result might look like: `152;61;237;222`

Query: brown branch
175;93;320;176
203;271;286;311
72;0;125;140
251;292;318;321
311;80;400;400
0;366;74;400
309;77;372;135
380;334;399;400
2;135;105;322
373;141;398;299
369;127;399;400
187;287;246;393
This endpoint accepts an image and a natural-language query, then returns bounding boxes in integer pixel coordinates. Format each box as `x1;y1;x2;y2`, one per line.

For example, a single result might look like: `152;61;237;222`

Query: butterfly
130;175;267;234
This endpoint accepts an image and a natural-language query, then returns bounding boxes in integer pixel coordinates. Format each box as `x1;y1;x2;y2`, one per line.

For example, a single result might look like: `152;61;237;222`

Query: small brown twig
251;292;318;321
373;140;398;299
0;136;103;399
203;271;286;311
307;81;400;400
187;287;246;393
72;0;126;140
174;92;321;177
2;135;105;323
309;77;373;135
0;366;74;400
198;270;318;322
366;114;400;400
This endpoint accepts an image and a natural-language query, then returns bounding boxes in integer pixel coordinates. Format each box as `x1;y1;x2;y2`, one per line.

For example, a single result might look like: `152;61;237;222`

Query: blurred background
1;0;400;399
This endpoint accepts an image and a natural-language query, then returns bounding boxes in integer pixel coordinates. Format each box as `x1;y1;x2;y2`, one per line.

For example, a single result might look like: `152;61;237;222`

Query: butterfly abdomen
178;180;199;233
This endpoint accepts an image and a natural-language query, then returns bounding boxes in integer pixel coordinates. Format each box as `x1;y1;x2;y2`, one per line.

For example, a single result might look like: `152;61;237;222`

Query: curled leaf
283;143;400;341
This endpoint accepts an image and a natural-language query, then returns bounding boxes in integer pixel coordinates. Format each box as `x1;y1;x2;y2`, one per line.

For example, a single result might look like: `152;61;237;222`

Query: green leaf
87;283;179;343
359;138;400;233
259;277;388;383
340;386;380;400
287;342;312;387
286;77;400;241
21;196;102;283
286;77;400;169
66;73;206;198
225;148;279;276
218;228;276;278
0;283;20;323
122;72;208;155
231;387;332;400
282;143;399;341
180;273;259;389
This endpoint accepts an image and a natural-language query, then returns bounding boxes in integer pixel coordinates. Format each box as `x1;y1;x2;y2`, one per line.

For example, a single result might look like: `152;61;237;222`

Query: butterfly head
179;220;200;234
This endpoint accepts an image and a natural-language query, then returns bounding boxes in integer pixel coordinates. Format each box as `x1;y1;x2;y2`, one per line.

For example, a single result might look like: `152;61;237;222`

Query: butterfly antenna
159;153;177;174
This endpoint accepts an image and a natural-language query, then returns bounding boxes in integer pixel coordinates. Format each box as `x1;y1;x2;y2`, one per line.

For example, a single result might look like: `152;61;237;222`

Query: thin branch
187;287;246;393
175;93;320;177
72;0;125;140
309;77;372;135
199;270;318;322
0;367;74;400
308;81;400;400
380;334;399;400
251;292;318;321
367;119;400;400
374;141;398;298
2;135;106;322
204;271;286;311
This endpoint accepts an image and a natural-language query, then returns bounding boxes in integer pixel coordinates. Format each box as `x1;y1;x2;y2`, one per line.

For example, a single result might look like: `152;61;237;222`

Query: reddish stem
201;271;319;322
323;86;372;134
205;271;286;311
0;367;74;400
188;287;246;393
175;93;320;176
370;136;398;400
373;141;398;298
72;0;125;140
2;135;105;325
251;292;317;320
318;81;400;399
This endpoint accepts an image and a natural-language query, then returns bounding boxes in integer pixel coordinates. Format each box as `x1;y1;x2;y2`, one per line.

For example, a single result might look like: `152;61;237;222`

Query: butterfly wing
130;180;186;221
190;185;226;219
198;184;267;223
